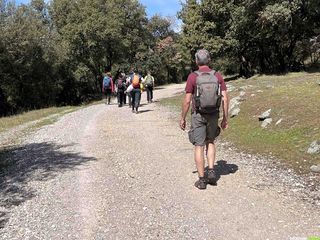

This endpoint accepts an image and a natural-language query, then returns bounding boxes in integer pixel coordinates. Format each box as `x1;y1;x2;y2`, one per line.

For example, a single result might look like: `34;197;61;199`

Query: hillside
161;72;320;174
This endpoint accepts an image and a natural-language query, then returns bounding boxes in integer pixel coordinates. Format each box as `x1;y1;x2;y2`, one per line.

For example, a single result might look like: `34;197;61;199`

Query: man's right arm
180;93;192;130
180;73;195;130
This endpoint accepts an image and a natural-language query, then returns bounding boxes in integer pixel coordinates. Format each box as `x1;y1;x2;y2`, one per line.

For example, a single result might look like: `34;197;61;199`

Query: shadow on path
0;142;96;228
193;160;239;185
213;160;238;183
138;110;154;114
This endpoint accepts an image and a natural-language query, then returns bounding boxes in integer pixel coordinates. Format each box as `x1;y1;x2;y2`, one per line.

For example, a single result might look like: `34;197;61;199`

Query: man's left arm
221;90;229;129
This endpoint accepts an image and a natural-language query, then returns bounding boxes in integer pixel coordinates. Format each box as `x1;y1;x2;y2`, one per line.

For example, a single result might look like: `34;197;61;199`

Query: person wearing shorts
180;49;229;190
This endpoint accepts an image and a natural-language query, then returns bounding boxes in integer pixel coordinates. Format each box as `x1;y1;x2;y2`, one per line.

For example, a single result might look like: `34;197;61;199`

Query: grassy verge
0;106;79;134
160;72;320;173
0;97;106;134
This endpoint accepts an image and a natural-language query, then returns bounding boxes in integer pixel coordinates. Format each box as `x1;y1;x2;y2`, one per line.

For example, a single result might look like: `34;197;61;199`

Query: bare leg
206;142;216;169
195;146;205;177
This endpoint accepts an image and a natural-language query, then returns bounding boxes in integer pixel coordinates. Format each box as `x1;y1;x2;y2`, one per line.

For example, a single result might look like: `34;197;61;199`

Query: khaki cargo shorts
188;112;220;146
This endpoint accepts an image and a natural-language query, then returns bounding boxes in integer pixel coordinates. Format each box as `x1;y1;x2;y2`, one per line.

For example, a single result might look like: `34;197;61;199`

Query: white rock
231;107;240;118
310;165;320;173
259;109;272;120
229;97;241;115
227;84;236;92
239;91;246;97
261;118;272;128
307;140;320;154
275;118;283;126
229;96;241;109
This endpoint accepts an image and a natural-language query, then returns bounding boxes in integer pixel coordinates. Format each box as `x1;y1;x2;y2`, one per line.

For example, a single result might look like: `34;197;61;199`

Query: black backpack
117;78;125;90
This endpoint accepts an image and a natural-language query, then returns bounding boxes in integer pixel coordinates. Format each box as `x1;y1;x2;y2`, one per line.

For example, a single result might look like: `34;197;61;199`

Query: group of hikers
102;49;229;190
102;69;155;113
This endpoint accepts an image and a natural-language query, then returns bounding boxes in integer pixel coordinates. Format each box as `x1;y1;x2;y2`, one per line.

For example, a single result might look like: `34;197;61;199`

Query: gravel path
0;84;319;239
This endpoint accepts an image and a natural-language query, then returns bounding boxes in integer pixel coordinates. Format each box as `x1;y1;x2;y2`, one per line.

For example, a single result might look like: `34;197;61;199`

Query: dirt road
0;84;319;239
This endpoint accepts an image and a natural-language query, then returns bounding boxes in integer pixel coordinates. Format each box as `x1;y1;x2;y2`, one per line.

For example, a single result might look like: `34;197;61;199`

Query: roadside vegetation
161;72;320;174
0;106;78;134
1;0;319;117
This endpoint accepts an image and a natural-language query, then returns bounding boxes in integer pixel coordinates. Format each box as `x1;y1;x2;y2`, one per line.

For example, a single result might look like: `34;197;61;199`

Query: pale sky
15;0;182;18
15;0;183;31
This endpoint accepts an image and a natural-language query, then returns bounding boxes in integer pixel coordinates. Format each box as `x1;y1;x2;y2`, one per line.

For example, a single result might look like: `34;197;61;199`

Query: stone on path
259;109;272;121
229;97;241;113
275;118;283;126
227;84;236;92
310;165;320;173
307;140;320;154
231;107;241;118
261;118;272;128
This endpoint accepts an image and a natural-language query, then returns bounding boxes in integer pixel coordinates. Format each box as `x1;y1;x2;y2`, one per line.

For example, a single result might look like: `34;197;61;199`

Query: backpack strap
209;70;216;76
209;70;222;94
194;70;216;76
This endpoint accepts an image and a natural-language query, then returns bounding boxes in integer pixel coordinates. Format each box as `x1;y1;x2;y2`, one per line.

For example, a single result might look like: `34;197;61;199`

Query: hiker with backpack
180;49;229;190
143;71;155;103
129;70;142;114
102;72;114;105
126;74;133;107
116;73;126;107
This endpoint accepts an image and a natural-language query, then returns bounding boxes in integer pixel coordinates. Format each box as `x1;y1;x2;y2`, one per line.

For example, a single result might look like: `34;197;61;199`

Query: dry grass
161;72;320;173
0;106;78;133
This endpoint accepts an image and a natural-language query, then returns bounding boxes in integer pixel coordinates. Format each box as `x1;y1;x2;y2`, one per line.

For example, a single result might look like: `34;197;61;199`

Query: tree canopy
0;0;181;115
0;0;319;116
179;0;320;75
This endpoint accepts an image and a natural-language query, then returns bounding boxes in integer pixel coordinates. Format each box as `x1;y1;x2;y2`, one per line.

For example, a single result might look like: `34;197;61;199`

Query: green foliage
178;0;320;75
0;1;58;113
0;0;182;116
1;0;319;116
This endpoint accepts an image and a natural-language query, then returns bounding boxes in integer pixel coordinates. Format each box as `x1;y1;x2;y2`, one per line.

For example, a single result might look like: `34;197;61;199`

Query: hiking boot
206;169;217;185
194;178;207;190
132;109;135;113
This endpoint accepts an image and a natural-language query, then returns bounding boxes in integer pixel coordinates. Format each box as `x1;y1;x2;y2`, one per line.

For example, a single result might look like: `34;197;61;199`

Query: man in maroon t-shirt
180;49;229;190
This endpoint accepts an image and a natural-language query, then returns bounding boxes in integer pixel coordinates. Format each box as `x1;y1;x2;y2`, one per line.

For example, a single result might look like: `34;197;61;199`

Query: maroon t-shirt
185;66;227;112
